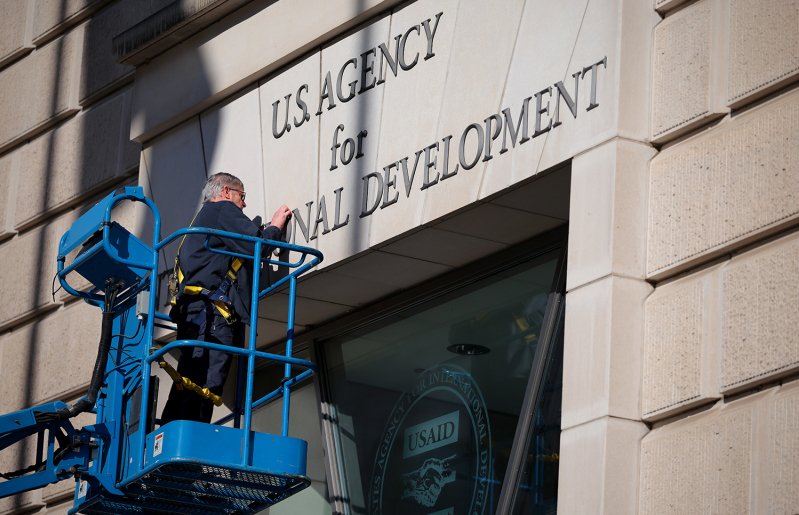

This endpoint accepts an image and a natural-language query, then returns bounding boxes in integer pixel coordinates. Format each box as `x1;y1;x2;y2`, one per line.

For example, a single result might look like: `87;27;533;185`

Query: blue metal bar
35;428;44;464
282;275;297;438
101;228;152;270
258;259;320;299
234;356;244;429
153;311;172;322
92;383;106;479
56;252;105;308
268;253;308;268
255;368;314;410
213;368;314;426
0;425;42;451
101;194;159;270
155;227;260;251
242;240;262;466
203;237;310;269
134;262;159;476
101;191;160;249
105;313;128;490
155;227;322;262
146;341;317;372
132;194;160;481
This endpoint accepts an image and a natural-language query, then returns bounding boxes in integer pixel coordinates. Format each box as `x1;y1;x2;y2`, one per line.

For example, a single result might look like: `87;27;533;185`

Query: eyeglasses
229;188;246;202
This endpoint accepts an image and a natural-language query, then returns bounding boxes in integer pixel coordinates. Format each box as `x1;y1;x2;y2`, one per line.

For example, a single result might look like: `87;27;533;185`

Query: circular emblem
369;364;492;515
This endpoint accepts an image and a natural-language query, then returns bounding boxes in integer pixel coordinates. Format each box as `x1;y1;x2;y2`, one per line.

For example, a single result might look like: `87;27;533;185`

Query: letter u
272;94;292;138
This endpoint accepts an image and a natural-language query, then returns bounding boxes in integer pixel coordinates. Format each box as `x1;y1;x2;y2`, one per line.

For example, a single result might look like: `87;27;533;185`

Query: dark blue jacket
171;200;282;322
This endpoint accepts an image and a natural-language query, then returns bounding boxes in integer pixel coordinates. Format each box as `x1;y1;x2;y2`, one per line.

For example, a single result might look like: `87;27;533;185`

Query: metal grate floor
78;463;309;515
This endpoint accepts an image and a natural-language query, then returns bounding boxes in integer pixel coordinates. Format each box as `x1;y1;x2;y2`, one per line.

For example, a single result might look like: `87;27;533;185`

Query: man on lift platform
162;172;292;424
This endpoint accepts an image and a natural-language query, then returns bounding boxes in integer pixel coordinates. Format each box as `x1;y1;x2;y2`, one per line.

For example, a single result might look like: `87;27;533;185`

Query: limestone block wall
650;0;726;144
15;89;139;230
33;0;114;44
641;381;799;514
0;28;83;154
0;154;19;238
654;0;688;15
642;266;722;421
0;1;171;514
642;404;753;515
0;0;34;70
642;0;799;513
648;90;799;279
727;0;799;108
721;234;799;393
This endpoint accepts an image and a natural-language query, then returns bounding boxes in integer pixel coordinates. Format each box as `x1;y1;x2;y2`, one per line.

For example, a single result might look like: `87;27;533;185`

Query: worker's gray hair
202;173;244;204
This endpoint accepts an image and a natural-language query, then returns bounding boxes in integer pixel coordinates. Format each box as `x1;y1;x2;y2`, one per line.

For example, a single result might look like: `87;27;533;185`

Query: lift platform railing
53;187;322;487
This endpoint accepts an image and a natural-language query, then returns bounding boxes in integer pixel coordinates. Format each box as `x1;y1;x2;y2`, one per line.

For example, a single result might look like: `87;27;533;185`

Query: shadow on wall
4;0;209;511
135;44;214;314
10;0;71;509
343;0;372;263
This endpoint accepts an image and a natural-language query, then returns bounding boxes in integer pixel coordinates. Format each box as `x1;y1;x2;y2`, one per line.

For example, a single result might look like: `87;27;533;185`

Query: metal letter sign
267;8;607;255
370;365;492;515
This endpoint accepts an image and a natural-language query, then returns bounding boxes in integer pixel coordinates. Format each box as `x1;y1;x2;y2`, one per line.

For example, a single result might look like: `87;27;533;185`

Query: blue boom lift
0;187;323;515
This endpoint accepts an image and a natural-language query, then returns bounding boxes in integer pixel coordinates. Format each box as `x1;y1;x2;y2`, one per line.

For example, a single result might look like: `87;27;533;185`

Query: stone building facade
0;0;798;514
0;0;171;513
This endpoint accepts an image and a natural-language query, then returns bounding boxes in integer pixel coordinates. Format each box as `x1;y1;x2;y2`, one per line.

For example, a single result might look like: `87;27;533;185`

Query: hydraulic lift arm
0;402;94;498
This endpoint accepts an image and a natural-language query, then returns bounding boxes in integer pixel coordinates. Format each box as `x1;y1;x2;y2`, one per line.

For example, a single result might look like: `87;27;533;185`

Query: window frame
495;244;567;515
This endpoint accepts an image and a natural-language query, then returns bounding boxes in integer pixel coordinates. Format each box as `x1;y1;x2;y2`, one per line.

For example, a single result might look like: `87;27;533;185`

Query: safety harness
164;214;244;404
169;214;244;326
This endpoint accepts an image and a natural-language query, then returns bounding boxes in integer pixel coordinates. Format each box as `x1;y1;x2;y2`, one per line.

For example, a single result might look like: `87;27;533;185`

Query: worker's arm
214;202;283;258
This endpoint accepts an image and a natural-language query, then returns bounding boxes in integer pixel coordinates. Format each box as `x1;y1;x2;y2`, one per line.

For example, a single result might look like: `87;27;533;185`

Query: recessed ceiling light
447;344;490;356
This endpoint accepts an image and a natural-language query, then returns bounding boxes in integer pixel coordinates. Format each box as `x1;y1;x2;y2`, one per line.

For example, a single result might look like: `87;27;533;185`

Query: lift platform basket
75;422;310;515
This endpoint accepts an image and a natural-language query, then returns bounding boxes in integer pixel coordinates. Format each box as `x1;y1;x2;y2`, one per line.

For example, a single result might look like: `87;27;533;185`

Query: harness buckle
168;271;179;305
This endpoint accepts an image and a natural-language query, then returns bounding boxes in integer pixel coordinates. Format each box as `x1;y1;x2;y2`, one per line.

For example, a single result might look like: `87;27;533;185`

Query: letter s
295;84;311;127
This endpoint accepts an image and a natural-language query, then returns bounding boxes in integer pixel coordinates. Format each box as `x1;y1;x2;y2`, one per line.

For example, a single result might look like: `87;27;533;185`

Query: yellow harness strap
181;257;243;320
172;211;244;321
512;313;537;343
171;213;199;305
158;361;223;406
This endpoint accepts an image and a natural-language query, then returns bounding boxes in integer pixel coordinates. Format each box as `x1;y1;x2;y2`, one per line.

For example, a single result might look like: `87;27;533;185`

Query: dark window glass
509;304;564;515
322;249;561;515
251;350;332;515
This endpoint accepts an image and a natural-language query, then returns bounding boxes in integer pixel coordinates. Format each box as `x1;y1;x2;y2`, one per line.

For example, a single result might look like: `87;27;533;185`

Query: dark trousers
161;309;244;425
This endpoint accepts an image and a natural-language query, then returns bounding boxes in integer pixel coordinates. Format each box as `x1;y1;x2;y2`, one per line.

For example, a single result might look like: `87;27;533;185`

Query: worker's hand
271;205;292;232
